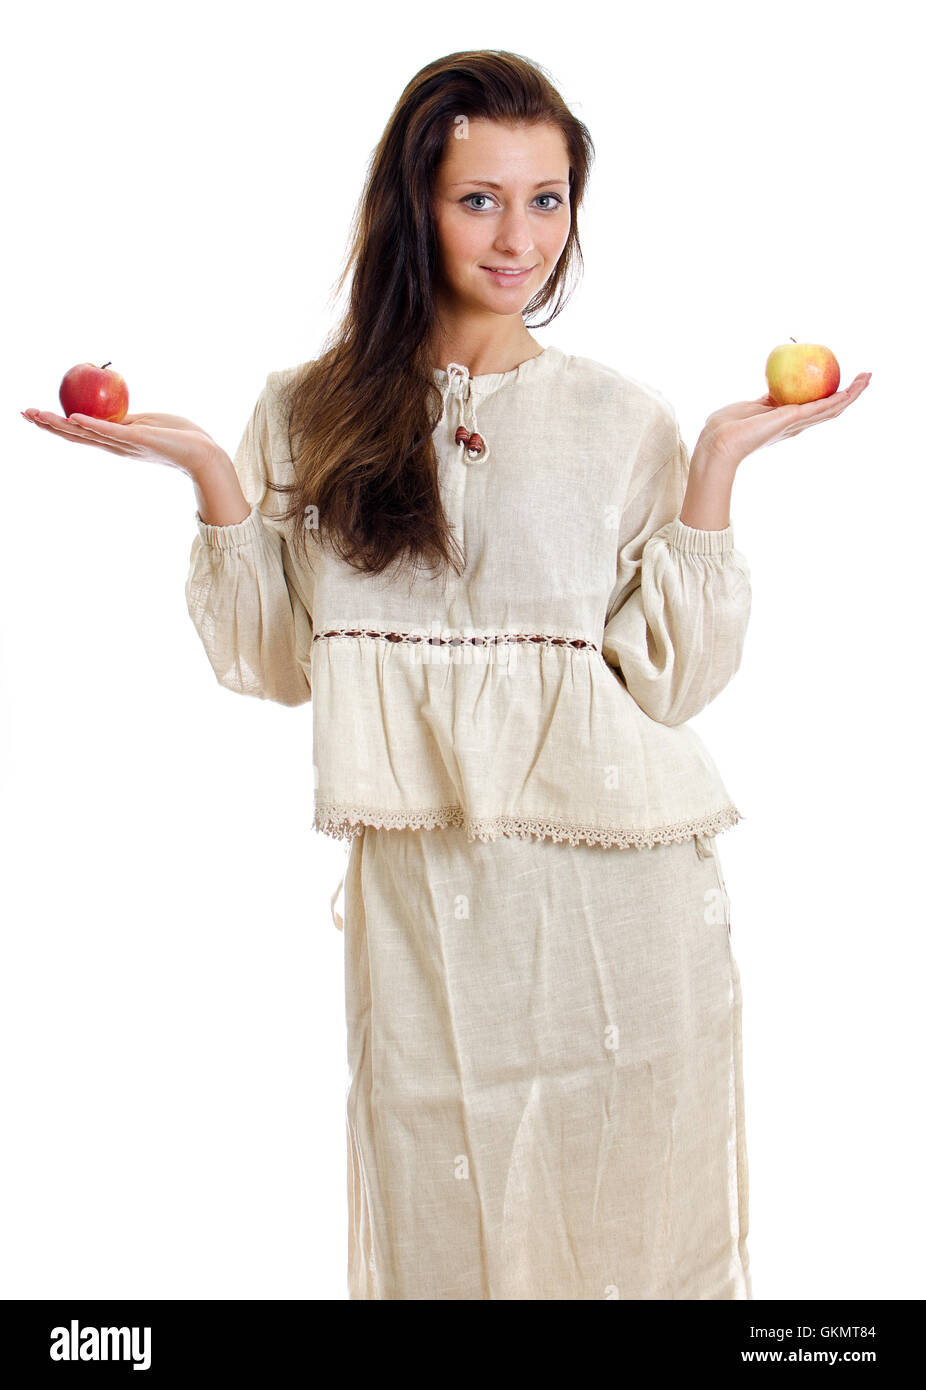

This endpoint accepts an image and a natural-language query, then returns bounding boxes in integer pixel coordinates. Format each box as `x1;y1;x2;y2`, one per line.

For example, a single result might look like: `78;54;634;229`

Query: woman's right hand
21;408;223;479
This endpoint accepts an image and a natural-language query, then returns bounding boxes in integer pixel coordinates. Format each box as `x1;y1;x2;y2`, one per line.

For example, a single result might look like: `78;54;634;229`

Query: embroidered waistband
313;627;600;651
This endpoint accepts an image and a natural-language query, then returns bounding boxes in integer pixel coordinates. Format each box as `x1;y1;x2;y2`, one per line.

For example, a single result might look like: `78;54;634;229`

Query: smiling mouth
482;265;536;273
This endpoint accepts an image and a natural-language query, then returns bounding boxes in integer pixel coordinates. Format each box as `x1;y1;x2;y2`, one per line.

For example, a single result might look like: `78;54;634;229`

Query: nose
492;208;534;260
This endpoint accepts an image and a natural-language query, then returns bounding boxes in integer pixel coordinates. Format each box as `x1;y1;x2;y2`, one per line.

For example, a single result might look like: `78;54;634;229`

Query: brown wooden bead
455;426;471;445
466;432;485;453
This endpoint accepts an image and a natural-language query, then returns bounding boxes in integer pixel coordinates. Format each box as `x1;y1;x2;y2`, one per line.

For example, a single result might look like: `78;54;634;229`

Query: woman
22;51;870;1300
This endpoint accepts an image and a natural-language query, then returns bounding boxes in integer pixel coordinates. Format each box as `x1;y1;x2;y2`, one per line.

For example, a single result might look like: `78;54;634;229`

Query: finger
824;376;866;404
27;412;132;454
777;378;870;435
29;411;93;439
63;413;125;438
819;375;870;411
788;377;869;420
762;374;870;412
69;414;149;451
824;373;870;402
63;412;127;430
28;424;131;457
63;412;142;445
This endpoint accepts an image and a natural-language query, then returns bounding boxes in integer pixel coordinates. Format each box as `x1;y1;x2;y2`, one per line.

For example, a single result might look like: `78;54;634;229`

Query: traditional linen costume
186;345;753;1299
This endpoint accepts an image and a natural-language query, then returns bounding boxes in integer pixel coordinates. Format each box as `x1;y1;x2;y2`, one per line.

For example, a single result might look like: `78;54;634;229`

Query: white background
3;0;922;1300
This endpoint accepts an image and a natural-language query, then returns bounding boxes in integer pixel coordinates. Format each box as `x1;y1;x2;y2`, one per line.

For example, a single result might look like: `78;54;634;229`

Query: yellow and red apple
766;339;840;406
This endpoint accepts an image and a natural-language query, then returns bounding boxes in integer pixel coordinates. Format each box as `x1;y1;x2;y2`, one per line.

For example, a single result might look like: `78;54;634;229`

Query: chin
484;297;531;317
473;283;535;312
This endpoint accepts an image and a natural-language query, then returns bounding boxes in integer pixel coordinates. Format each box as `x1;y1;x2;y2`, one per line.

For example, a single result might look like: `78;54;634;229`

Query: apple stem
101;361;112;370
789;337;796;344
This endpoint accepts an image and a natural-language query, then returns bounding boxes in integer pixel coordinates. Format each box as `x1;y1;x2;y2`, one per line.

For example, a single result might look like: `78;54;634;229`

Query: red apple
765;338;840;406
59;361;129;422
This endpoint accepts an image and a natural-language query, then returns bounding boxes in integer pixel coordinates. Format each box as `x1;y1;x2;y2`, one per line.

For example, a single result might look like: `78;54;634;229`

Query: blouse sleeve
184;376;313;707
601;419;751;727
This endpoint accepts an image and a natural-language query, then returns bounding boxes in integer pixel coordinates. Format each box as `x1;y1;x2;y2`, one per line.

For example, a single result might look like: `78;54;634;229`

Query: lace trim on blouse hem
313;802;743;848
312;628;600;651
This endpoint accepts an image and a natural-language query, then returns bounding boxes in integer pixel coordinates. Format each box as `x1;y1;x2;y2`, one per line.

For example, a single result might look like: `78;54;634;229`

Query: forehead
437;119;569;183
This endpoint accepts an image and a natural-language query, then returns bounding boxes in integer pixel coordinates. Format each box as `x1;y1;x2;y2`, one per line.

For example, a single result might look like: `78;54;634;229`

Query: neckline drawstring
438;363;491;465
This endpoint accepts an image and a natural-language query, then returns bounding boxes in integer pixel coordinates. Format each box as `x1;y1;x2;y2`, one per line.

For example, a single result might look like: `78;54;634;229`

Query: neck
429;308;541;377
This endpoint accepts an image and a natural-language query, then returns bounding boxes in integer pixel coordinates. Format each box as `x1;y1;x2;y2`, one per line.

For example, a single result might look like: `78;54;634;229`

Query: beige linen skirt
339;823;751;1300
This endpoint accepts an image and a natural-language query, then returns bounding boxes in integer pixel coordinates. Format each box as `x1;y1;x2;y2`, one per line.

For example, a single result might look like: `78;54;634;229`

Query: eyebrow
449;178;569;189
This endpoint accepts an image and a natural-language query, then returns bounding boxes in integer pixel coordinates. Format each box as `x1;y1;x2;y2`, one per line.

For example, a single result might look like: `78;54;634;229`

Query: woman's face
431;118;571;319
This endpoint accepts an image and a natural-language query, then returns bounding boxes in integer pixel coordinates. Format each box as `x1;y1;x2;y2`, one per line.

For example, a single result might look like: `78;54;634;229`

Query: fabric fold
310;631;744;849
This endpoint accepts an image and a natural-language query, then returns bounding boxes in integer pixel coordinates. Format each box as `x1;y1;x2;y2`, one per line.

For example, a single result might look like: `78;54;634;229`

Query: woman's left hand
698;371;872;471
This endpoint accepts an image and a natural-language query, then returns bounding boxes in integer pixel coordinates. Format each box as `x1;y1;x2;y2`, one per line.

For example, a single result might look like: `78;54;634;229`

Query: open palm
701;372;872;470
22;408;221;476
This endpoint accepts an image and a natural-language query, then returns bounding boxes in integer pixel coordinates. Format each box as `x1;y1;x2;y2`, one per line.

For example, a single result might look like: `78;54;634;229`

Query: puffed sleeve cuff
663;516;735;555
193;502;265;551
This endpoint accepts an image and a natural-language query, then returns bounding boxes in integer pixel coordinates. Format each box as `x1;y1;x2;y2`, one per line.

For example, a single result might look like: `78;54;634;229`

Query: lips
481;265;536;285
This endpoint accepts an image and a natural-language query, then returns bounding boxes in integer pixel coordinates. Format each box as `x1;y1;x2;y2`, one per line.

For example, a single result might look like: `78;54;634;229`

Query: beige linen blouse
185;345;752;849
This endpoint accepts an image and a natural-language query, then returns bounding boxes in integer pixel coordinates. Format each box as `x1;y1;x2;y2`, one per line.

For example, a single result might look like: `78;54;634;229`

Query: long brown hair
270;50;595;582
